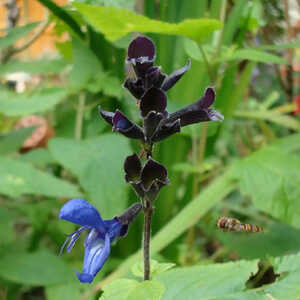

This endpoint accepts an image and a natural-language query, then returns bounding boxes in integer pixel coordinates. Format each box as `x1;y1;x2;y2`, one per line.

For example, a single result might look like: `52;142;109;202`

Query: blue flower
59;199;141;283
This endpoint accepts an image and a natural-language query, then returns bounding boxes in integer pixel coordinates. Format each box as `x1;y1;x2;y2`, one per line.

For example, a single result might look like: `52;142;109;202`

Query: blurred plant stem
75;92;86;140
283;0;294;101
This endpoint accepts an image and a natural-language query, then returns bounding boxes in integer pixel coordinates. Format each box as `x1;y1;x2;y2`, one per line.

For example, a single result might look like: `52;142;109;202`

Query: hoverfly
217;216;263;233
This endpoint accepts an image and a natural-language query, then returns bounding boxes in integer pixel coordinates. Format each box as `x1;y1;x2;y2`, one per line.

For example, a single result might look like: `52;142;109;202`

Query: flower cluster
124;153;169;202
59;35;224;284
99;36;223;148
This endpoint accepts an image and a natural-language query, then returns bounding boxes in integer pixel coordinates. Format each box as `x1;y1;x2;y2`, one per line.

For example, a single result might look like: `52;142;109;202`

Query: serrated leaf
48;135;131;217
223;49;288;64
100;279;139;300
0;23;39;49
0;88;67;116
0;127;36;156
155;260;258;300
0;156;82;198
0;250;74;285
127;281;165;300
73;3;221;42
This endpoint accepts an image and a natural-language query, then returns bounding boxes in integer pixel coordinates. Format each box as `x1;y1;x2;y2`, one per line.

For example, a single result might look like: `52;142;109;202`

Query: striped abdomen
217;216;263;233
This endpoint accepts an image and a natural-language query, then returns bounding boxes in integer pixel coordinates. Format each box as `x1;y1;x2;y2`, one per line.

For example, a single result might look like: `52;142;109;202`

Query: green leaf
236;146;300;228
46;282;82;300
19;148;56;167
100;279;165;300
100;279;139;300
0;250;74;285
234;110;300;131
0;59;69;76
0;127;36;156
76;0;136;10
265;252;300;299
127;281;165;300
0;88;67;116
37;0;85;39
0;23;39;49
131;259;176;278
0;207;14;244
48;135;131;217
73;3;221;42
258;41;300;51
223;49;288;64
69;38;103;91
0;156;82;198
155;260;258;299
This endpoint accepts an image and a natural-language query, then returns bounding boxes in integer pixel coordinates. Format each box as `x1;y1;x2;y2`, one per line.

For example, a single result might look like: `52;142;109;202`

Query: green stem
198;45;213;84
75;92;86;140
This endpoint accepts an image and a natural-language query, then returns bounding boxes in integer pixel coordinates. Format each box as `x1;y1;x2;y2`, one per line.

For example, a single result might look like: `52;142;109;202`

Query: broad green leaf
100;279;165;300
69;38;103;91
127;281;165;300
131;260;175;278
223;49;288;64
0;156;82;198
49;135;131;217
46;282;82;300
265;252;300;299
0;250;74;285
0;207;14;244
73;3;221;42
218;291;268;300
236;147;300;227
155;260;258;299
100;279;139;300
0;88;67;116
0;59;69;76
19;148;56;166
217;223;300;259
0;23;39;49
0;127;36;156
86;73;122;98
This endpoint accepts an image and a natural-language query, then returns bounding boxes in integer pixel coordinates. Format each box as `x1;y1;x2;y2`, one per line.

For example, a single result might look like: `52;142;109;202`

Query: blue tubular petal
59;199;106;235
76;231;111;283
103;218;123;242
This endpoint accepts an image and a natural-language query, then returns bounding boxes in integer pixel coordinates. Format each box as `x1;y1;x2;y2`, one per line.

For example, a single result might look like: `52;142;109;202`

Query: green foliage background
0;0;300;299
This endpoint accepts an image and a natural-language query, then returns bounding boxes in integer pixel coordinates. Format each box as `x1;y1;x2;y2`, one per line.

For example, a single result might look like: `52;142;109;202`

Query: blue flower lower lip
59;199;141;283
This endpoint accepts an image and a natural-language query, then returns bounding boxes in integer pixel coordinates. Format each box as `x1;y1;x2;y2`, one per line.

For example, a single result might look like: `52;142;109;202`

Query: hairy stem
143;201;153;280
